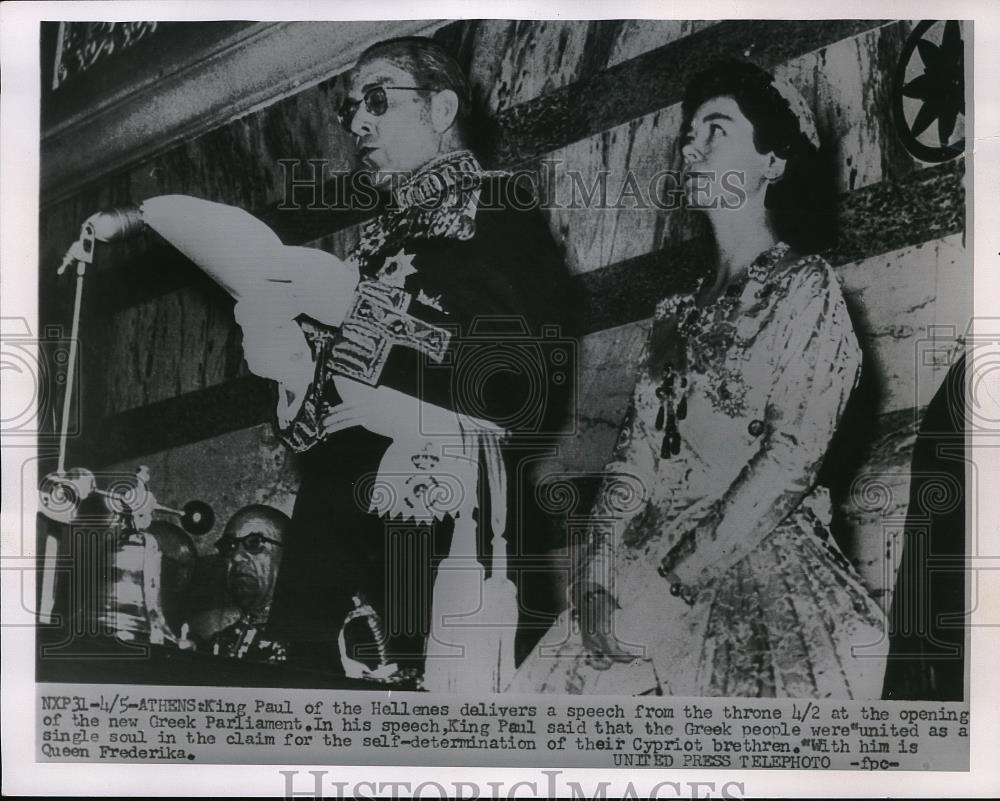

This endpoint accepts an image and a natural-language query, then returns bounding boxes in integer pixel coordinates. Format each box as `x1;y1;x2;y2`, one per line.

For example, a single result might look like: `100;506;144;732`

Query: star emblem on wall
376;249;418;288
893;21;965;163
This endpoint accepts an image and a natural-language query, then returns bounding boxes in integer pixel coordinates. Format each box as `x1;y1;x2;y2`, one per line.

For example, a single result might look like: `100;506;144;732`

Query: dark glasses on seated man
216;532;283;556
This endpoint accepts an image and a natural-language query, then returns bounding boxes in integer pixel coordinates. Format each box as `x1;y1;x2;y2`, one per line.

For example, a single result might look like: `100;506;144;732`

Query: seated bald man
198;504;290;663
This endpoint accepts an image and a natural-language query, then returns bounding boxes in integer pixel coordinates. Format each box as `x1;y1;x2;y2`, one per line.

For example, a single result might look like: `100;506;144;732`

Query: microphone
57;205;145;274
83;205;145;242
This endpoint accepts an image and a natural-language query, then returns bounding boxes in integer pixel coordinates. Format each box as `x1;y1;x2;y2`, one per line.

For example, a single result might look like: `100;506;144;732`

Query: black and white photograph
2;2;998;796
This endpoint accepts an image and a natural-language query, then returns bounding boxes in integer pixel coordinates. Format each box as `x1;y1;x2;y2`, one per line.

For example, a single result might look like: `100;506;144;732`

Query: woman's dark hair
681;60;835;253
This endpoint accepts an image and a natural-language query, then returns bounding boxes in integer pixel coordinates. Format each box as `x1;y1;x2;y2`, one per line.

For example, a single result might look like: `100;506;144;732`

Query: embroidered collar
353;150;487;265
391;149;482;212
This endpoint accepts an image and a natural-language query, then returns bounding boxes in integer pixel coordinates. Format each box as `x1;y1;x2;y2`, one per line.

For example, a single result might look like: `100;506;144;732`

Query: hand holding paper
140;195;360;399
140;195;359;324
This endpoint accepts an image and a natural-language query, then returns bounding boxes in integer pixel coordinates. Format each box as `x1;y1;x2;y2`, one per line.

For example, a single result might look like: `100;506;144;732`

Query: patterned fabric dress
509;242;887;698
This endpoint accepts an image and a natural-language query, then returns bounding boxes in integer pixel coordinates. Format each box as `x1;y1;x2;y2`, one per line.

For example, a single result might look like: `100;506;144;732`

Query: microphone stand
54;220;96;474
52;206;143;473
40;207;214;633
39;221;97;624
41;208;142;623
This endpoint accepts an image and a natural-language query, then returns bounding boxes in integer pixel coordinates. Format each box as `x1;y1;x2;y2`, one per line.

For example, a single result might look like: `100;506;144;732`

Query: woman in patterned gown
509;61;887;698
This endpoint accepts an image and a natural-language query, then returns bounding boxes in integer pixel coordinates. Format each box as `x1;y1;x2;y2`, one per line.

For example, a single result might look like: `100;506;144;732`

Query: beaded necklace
653;242;791;459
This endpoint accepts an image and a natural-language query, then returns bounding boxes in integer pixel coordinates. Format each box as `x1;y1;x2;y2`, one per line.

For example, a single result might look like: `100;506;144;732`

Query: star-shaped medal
376;249;418;288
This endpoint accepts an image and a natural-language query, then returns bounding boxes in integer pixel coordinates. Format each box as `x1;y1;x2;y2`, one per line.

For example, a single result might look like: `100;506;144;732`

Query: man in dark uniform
266;37;576;688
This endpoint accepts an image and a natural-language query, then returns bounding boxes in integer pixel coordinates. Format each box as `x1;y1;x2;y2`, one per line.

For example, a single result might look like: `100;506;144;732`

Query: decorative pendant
654;361;685;459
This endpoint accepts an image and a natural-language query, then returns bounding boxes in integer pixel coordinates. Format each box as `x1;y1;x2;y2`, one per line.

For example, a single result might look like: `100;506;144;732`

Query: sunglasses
337;85;429;132
216;532;283;556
